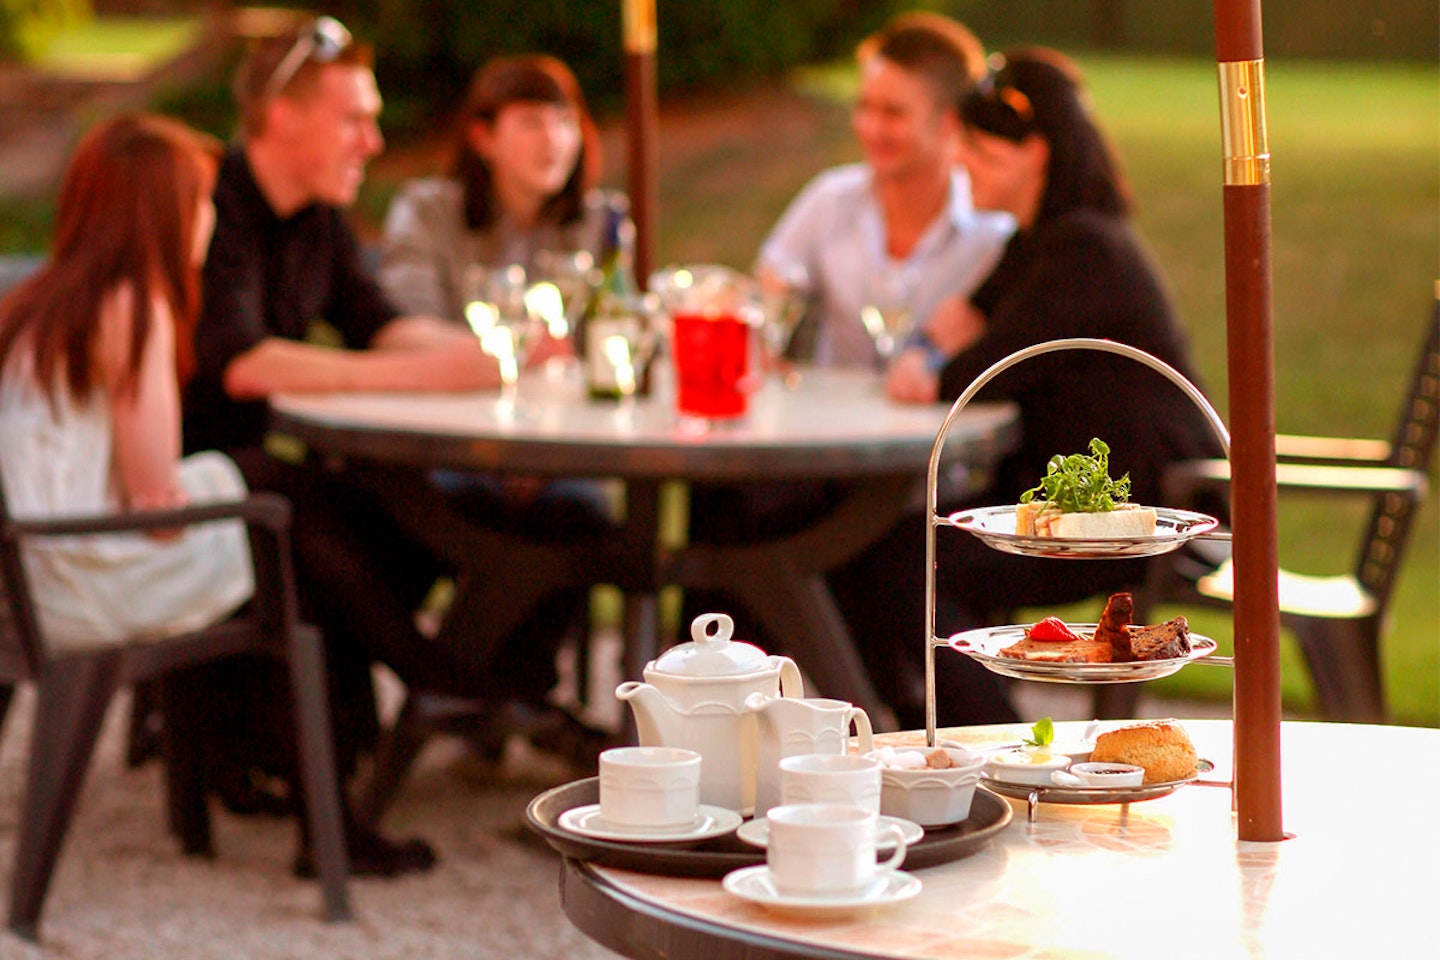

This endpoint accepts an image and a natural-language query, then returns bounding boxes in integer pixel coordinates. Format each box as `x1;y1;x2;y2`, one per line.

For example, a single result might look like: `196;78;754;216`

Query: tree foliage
325;0;916;131
0;0;91;59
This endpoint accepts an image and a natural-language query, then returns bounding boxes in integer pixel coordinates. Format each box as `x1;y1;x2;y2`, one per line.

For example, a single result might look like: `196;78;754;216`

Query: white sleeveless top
0;352;253;651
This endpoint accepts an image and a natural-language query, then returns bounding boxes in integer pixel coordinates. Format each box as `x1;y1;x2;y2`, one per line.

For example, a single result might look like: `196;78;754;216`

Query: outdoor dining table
557;717;1439;959
268;365;1019;726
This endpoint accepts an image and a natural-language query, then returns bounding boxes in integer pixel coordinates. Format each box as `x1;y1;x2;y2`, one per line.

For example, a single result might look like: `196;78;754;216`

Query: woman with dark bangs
0;114;254;648
377;54;627;761
379;53;628;324
862;49;1222;723
890;47;1219;541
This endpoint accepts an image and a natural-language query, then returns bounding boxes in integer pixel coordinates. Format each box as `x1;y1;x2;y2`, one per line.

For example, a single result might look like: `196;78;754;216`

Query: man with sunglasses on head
182;15;510;879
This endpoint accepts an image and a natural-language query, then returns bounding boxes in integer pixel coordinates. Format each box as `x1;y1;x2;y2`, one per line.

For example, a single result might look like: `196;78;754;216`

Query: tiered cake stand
921;339;1238;814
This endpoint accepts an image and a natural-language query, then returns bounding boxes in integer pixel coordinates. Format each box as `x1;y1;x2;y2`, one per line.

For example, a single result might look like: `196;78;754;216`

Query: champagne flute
465;264;535;417
754;258;810;389
860;267;915;368
531;248;602;341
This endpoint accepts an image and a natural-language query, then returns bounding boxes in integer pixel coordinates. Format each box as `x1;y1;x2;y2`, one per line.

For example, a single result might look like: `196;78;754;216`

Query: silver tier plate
947;623;1219;683
981;758;1215;805
946;505;1222;559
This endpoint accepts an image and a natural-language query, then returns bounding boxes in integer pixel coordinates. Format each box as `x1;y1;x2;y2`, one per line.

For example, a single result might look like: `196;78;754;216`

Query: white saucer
556;804;741;844
723;865;921;917
736;815;924;850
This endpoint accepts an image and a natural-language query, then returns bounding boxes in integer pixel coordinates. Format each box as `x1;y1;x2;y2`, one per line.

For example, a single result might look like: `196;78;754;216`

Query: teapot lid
650;613;771;677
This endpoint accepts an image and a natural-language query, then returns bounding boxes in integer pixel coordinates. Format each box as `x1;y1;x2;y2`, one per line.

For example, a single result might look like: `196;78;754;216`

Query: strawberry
1027;617;1081;642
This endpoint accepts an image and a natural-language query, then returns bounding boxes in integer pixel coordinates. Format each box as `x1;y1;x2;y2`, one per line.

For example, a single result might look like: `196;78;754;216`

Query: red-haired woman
1;112;440;879
0;113;253;646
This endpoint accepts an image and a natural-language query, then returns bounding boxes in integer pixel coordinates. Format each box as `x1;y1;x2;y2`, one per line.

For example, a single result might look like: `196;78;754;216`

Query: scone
1089;720;1198;783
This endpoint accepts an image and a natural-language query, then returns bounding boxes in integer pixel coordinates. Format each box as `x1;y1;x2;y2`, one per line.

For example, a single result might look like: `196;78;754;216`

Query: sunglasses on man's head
963;71;1036;142
263;16;354;100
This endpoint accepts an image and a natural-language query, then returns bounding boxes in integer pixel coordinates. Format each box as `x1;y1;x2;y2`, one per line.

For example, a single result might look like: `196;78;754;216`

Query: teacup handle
876;822;907;873
847;707;873;754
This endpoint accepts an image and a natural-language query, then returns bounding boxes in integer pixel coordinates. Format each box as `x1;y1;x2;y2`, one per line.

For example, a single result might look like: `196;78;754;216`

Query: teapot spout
615;680;677;747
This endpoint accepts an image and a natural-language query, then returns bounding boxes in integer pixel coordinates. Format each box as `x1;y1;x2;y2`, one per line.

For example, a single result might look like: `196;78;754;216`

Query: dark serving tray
525;777;1012;879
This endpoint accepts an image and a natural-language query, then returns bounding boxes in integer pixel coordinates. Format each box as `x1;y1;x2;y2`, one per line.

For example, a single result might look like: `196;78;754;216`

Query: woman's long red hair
0;113;218;404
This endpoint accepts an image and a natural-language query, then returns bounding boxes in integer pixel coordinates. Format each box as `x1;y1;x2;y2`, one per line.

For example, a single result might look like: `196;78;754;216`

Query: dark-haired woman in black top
836;48;1222;727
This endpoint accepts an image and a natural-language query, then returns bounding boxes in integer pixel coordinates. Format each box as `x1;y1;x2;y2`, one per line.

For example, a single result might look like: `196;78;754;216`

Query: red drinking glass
671;312;751;418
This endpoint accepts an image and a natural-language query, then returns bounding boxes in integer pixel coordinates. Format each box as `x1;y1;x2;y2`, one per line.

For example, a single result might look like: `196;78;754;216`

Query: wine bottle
585;216;651;399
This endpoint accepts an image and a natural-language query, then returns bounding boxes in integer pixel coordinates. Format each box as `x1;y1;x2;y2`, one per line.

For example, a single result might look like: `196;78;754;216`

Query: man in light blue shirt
757;13;1013;368
690;13;1022;731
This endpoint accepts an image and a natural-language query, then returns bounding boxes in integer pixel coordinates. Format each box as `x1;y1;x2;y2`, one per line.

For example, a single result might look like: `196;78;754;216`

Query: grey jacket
377;176;624;323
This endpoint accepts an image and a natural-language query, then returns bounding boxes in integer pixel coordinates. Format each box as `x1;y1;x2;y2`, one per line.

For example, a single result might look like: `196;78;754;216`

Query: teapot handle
775;656;804;699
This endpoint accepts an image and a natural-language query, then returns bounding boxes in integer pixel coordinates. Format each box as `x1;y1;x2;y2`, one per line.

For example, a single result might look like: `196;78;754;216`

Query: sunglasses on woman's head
263;16;354;100
964;71;1036;142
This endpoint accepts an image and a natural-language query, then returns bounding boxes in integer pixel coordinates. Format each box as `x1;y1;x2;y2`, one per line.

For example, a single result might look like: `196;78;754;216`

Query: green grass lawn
646;54;1439;726
33;17;200;81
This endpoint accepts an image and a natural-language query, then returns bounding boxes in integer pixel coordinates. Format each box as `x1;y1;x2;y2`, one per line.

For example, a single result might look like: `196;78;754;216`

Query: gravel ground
0;677;625;960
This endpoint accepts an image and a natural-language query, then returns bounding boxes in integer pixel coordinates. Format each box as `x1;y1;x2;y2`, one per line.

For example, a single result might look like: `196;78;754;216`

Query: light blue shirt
758;164;1014;367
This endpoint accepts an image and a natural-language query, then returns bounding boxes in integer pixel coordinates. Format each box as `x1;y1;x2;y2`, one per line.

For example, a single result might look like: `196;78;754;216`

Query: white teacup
779;752;881;813
598;746;702;830
766;803;907;895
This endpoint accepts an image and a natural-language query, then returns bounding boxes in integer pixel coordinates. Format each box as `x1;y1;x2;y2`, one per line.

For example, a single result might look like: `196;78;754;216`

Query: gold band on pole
623;0;657;54
1217;59;1270;186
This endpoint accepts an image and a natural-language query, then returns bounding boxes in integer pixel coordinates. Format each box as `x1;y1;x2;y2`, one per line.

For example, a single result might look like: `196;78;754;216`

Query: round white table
559;719;1439;960
269;367;1019;725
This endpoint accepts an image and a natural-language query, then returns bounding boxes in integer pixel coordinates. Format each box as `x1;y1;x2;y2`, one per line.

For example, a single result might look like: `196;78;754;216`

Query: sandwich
1014;438;1157;539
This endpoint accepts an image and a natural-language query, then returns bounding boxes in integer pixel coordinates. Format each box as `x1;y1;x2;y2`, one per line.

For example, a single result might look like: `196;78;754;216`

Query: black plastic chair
0;486;352;941
1128;291;1440;722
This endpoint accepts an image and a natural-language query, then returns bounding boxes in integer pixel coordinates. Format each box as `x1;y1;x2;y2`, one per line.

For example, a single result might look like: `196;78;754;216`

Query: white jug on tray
744;693;873;818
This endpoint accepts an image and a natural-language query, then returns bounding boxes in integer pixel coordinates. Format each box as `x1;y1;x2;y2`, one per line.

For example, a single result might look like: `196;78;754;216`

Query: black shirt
184;145;398;453
939;209;1223;506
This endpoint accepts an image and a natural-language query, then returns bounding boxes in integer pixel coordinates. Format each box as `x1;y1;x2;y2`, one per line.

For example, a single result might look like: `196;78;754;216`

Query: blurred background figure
376;53;628;763
379;52;628;325
755;10;1013;369
689;12;1017;729
0;112;249;656
183;14;510;877
869;47;1225;717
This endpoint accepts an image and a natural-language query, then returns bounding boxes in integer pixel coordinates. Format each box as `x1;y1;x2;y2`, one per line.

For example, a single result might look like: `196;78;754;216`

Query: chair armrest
1163;458;1428;501
1274;433;1391;466
6;492;292;539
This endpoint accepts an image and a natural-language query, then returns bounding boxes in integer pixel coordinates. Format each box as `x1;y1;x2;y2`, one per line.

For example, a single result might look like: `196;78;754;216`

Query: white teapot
616;613;803;813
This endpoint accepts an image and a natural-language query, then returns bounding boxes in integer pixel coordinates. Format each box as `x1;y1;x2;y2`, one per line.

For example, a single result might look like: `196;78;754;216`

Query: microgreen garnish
1022;717;1055;748
1019;438;1131;513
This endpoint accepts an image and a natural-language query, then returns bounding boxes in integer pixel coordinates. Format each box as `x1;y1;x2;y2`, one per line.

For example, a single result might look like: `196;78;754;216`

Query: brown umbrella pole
1213;0;1284;841
623;0;659;288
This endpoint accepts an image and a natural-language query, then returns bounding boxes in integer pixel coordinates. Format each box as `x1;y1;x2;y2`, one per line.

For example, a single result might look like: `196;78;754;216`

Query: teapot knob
690;612;734;648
